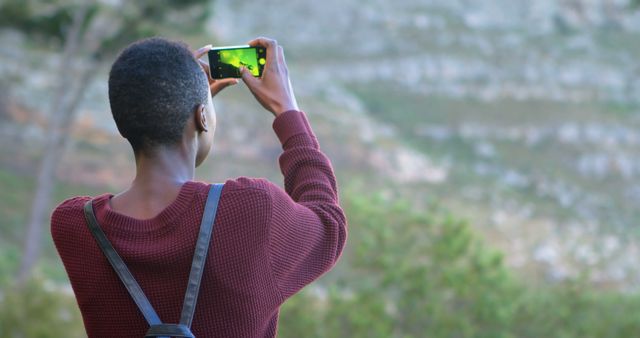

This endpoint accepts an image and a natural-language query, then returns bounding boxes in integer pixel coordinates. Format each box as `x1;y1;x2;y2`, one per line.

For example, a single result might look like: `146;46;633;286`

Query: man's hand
194;45;238;97
240;37;299;117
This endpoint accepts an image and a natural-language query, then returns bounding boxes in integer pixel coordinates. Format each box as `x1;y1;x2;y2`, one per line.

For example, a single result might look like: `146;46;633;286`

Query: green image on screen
219;48;260;76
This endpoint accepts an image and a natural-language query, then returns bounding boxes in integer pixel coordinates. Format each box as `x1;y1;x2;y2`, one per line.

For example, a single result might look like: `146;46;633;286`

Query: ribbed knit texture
51;110;347;338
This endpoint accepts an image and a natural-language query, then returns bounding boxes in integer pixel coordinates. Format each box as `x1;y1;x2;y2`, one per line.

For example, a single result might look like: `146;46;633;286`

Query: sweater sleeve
267;110;347;300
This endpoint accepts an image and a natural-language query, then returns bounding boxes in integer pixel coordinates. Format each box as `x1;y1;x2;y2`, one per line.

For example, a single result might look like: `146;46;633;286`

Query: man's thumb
240;67;257;86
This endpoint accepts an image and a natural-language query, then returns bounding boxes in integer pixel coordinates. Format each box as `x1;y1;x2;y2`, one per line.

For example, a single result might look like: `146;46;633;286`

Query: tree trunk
16;6;90;283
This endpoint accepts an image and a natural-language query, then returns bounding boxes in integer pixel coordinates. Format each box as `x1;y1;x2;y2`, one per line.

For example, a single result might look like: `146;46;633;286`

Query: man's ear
194;104;208;132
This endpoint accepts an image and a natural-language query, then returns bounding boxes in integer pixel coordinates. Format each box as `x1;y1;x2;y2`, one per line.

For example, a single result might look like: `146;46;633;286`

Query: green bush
511;282;640;338
279;189;640;338
0;277;84;338
280;190;518;338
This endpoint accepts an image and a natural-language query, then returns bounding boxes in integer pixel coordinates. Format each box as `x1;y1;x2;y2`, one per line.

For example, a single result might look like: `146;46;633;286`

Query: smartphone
207;45;267;79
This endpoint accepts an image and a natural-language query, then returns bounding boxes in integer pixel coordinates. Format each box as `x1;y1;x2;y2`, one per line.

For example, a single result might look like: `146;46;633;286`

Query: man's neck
133;148;196;189
110;147;197;219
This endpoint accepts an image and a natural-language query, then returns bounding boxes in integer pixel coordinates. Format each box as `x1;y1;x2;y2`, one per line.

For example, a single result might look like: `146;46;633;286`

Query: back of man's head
108;37;209;154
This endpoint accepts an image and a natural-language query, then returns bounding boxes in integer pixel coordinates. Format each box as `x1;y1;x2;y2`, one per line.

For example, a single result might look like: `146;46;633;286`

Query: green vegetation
279;188;640;338
0;277;84;338
0;168;104;284
280;189;516;338
0;168;103;242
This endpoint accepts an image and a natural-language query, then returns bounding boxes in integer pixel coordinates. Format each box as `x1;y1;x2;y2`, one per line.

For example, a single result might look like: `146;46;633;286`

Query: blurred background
1;0;640;336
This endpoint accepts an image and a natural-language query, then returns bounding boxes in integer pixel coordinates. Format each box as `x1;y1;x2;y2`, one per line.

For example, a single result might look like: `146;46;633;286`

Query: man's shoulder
54;195;93;211
222;176;279;195
50;195;103;238
217;177;288;213
51;195;92;221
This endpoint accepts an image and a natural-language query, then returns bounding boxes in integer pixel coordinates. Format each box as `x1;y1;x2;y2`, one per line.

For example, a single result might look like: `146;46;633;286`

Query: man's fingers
198;59;212;80
277;45;285;65
240;66;259;88
211;78;238;96
194;44;212;59
198;59;210;72
247;37;276;48
248;37;278;68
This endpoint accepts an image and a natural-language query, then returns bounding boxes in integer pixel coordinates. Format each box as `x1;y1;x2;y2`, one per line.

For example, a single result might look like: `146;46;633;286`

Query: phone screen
207;45;266;79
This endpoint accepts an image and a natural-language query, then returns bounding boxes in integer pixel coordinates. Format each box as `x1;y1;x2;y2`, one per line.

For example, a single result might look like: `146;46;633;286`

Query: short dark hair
108;37;209;153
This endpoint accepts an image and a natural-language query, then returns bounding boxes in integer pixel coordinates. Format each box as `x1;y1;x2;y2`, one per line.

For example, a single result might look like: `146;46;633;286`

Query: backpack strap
145;324;195;337
178;183;223;327
83;183;224;338
83;200;164;326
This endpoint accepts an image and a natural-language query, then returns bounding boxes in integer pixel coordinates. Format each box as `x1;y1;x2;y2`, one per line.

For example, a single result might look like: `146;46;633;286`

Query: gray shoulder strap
179;183;224;327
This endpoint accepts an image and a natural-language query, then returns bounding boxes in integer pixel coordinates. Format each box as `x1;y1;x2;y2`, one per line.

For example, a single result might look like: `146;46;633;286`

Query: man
51;36;347;337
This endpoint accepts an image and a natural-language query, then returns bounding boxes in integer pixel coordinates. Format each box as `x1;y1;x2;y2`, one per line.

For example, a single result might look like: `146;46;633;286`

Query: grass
0;167;106;283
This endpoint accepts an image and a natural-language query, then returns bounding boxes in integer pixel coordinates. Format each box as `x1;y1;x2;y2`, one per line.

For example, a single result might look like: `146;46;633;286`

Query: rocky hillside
1;0;640;289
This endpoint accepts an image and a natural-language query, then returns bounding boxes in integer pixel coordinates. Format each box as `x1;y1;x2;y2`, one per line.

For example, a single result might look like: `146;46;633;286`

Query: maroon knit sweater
51;110;347;337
